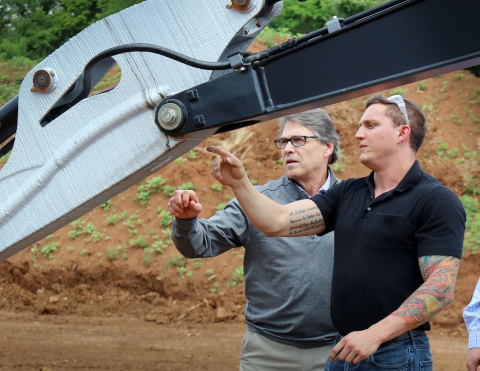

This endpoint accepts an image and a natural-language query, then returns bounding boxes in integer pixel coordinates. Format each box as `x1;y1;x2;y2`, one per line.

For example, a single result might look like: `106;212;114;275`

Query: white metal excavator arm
0;0;283;261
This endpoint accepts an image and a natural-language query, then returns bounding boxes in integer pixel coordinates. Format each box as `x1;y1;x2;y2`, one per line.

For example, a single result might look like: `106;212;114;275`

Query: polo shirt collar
366;160;423;197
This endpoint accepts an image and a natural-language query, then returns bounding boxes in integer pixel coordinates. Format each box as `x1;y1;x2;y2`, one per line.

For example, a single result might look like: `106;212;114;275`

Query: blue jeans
325;333;433;371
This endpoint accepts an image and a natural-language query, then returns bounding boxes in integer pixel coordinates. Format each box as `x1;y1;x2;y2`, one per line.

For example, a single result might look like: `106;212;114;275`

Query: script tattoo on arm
392;255;460;328
287;204;325;236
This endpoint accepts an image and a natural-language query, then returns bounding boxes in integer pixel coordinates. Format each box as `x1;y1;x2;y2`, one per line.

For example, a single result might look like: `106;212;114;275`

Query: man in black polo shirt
200;94;466;371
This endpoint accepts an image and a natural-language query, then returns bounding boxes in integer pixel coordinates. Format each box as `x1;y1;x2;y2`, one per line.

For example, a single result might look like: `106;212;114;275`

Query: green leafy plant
152;240;167;254
174;157;187;166
440;81;448;93
436;140;449;157
418;82;427;91
143;248;154;266
41;242;60;259
162;228;173;245
158;210;173;227
332;163;345;173
146;177;167;193
232;266;244;284
178;182;197;190
461;196;480;254
193;258;202;270
206;268;215;277
446;148;458;159
136;184;151;205
106;214;121;225
67;246;75;253
130;235;148;249
177;266;188;279
100;200;112;211
211;184;223;193
388;88;407;96
83;223;96;235
454;73;464;81
187;150;198;159
214;203;226;211
166;255;186;268
164;185;176;197
105;247;118;261
251;180;259;185
80;249;88;256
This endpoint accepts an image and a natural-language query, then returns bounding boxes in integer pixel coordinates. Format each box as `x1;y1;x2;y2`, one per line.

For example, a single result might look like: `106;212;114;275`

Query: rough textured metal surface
0;0;281;261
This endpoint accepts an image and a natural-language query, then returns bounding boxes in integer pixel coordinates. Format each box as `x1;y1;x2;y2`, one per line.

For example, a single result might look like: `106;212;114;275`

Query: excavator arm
0;0;478;262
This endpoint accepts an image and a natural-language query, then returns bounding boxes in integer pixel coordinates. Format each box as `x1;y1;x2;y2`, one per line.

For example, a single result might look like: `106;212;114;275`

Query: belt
379;329;426;348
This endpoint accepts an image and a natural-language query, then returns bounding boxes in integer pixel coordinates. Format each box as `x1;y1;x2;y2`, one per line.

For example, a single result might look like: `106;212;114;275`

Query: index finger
206;146;233;159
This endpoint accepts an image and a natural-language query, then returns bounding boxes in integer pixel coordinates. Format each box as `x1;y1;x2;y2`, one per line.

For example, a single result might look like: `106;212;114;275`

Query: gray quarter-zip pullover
172;172;340;348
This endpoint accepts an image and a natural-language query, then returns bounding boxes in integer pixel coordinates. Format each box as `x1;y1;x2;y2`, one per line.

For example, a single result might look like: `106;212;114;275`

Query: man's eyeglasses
274;136;318;149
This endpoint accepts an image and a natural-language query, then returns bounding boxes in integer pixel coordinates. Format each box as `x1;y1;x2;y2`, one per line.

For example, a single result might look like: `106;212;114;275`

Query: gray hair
278;109;340;164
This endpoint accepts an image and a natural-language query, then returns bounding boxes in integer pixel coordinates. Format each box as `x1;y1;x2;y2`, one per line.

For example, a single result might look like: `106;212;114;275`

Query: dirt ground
0;311;470;371
0;41;479;370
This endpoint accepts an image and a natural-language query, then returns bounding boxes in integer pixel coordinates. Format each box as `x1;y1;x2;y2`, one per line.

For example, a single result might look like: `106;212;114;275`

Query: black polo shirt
311;161;466;336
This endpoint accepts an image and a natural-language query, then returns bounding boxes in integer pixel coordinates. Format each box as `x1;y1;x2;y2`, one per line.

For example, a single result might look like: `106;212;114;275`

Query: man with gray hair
168;108;341;371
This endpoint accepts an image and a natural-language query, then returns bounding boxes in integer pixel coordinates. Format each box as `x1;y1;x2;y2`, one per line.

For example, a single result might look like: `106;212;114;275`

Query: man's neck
294;168;329;197
373;156;416;197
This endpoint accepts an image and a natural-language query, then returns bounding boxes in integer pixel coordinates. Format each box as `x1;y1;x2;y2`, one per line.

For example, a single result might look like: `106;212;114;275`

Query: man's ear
397;125;411;145
324;142;334;158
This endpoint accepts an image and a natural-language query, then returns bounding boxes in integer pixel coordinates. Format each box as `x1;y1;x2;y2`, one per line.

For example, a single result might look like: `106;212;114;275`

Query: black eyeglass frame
274;135;318;149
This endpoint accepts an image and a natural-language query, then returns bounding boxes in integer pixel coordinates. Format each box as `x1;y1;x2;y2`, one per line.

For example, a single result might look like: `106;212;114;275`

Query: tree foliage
0;0;142;59
270;0;389;35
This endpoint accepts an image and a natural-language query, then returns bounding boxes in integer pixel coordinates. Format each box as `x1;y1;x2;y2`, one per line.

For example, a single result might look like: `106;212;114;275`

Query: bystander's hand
329;328;383;365
467;348;480;371
167;190;202;219
206;146;247;189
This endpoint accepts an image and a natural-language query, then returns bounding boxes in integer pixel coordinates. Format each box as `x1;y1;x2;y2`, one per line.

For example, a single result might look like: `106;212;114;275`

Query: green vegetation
436;140;449;157
105;247;118;261
206;268;215;277
214;203;226;211
269;0;388;35
136;184;151;205
129;235;148;249
143;248;154;266
157;208;172;227
176;266;188;279
232;266;244;284
465;175;480;196
187;150;198;159
0;0;144;60
418;82;427;91
461;196;480;254
174;157;187;166
454;73;464;81
41;242;58;259
211;184;223;193
166;255;186;268
100;200;112;211
388;88;407;97
152;240;167;254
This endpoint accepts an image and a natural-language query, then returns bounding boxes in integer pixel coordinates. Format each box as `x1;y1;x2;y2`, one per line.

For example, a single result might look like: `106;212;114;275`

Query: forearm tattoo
288;205;325;236
392;255;459;327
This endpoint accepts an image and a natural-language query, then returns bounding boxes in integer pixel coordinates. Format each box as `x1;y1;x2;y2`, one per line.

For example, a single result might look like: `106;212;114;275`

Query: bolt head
234;0;248;6
160;108;176;124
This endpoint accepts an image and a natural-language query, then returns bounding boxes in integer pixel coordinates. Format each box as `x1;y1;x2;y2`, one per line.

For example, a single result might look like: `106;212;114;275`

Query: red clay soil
0;41;479;370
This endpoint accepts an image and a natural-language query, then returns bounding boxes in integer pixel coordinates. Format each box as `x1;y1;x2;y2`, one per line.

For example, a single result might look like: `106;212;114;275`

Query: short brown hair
366;94;427;152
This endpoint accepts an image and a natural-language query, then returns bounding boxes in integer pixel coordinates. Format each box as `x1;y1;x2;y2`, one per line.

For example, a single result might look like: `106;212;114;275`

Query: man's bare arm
391;255;459;328
330;255;459;365
206;146;326;237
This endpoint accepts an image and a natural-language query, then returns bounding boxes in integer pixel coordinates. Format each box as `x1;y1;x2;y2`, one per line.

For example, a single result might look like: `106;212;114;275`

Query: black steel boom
155;0;480;136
